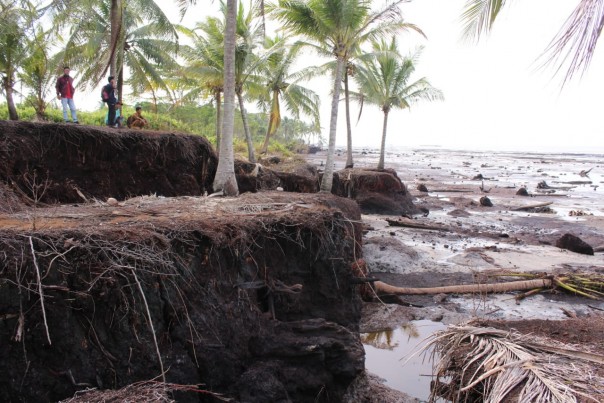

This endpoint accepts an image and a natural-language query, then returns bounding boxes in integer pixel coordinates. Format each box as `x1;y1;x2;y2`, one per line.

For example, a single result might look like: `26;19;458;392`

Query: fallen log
373;278;553;295
385;218;449;232
510;201;553;211
555;180;592;185
374;273;604;299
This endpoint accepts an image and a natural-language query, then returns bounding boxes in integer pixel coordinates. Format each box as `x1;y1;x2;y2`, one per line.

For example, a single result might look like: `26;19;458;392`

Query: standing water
362;320;447;401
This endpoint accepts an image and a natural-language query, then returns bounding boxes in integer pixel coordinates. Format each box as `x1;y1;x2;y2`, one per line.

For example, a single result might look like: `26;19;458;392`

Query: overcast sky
161;0;604;153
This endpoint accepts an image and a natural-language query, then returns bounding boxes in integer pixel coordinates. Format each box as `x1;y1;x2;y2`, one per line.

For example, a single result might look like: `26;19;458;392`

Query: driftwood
429;188;475;193
556;180;592;185
510;201;553;211
373;279;552;295
385;218;449;232
375;272;603;299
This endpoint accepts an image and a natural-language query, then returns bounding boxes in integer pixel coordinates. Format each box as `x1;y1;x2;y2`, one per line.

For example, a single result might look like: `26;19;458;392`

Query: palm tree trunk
215;90;222;155
117;2;125;103
377;109;389;170
118;65;124;104
261;117;274;154
237;91;256;163
344;70;354;169
109;0;121;77
374;279;553;295
213;0;239;196
3;75;19;121
321;56;345;193
260;90;278;154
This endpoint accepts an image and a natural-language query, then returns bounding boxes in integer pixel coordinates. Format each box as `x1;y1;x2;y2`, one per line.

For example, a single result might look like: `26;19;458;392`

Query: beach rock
417;183;429;192
516;187;529;196
480;196;493;207
555;233;594;255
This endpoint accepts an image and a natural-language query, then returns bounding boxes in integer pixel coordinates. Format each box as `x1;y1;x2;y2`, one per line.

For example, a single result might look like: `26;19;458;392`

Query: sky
150;1;604;153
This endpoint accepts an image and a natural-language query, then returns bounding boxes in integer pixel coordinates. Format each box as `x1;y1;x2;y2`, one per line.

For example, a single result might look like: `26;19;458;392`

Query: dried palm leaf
424;325;604;403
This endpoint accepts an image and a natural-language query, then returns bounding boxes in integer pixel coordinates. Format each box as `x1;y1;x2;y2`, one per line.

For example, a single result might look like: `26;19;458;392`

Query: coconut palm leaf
460;0;604;84
425;325;604;402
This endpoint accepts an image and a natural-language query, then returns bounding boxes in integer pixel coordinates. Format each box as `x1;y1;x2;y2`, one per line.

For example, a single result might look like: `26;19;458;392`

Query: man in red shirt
55;66;79;124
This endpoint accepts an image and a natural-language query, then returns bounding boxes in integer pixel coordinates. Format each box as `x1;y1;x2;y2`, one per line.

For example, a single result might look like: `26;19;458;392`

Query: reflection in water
362;320;446;401
360;323;420;350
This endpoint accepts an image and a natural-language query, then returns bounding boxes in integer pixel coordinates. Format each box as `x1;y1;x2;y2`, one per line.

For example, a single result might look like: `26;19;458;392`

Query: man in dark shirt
55;66;79;123
101;76;118;127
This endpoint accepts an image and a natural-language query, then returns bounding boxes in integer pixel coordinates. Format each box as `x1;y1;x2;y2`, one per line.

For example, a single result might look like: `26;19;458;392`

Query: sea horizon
338;143;604;157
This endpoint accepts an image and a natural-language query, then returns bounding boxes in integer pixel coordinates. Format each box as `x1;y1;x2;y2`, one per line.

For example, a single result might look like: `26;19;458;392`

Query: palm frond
424;325;604;402
459;0;507;42
538;0;604;85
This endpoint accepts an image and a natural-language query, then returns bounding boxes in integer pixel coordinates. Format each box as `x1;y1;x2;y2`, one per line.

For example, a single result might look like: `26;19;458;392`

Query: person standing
101;76;118;127
55;66;79;123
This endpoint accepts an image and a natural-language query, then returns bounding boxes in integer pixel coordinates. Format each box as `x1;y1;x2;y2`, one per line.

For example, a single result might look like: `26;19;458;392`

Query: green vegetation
1;0;443;192
0;102;312;156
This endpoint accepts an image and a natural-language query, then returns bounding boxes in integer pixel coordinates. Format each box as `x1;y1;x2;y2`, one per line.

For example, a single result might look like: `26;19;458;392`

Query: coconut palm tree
20;24;55;120
460;0;604;85
354;38;443;170
179;22;225;150
232;0;268;163
0;0;36;120
258;35;320;154
269;0;411;192
337;6;424;169
175;0;239;195
53;0;178;101
215;0;239;194
182;2;264;164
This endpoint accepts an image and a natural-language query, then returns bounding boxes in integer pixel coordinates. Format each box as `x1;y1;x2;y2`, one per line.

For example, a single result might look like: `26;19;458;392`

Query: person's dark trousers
107;103;116;126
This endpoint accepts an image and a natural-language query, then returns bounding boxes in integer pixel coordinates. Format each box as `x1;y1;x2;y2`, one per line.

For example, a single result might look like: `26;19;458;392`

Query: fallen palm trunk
374;279;552;295
374;272;604;299
423;325;604;402
384;218;449;231
511;201;553;211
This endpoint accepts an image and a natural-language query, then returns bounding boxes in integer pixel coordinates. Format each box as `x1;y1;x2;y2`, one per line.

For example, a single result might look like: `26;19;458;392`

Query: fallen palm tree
374;272;604;300
422;325;604;402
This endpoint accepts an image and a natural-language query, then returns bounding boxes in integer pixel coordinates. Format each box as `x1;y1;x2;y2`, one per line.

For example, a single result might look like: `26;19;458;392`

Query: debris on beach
424;324;604;403
372;272;604;300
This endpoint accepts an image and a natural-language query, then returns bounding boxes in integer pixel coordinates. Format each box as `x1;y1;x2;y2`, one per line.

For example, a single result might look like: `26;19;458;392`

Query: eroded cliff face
0;119;366;402
0;120;217;205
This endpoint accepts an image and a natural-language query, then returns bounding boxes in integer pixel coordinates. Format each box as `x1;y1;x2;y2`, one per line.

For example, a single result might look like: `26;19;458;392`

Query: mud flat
307;147;604;401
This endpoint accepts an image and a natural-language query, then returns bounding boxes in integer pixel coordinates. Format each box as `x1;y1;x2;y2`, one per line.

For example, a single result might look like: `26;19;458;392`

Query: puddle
361;320;447;401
